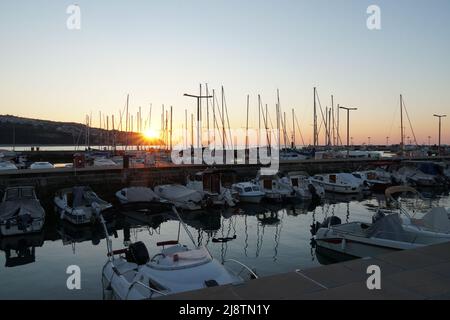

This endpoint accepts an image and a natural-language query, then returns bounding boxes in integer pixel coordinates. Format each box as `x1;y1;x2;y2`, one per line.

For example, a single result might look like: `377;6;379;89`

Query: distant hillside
0;115;148;146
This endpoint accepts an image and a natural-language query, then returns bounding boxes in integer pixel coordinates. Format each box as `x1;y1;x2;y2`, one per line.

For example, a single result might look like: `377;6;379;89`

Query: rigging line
223;90;234;150
402;98;418;146
212;92;225;147
294;112;306;146
315;90;328;137
214;92;227;147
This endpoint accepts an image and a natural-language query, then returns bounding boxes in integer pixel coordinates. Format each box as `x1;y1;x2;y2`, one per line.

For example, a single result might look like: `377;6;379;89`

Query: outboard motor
125;241;150;265
372;210;386;224
310;216;342;236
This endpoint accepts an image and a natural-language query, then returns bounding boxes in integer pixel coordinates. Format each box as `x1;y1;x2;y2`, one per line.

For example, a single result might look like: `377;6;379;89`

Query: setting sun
143;129;158;139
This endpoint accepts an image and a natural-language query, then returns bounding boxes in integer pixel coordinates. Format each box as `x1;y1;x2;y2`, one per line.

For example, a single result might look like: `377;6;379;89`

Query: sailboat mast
170;106;173;151
313;87;317;147
400;94;404;154
292;108;295;148
206;84;210;146
246;94;249;151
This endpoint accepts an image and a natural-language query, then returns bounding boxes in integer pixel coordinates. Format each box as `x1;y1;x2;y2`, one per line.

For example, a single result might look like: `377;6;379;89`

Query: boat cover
0;200;45;221
367;214;411;242
420;207;450;233
156;185;203;203
125;187;159;202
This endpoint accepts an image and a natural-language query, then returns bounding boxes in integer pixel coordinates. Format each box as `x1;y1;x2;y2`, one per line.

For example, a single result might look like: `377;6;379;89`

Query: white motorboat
93;158;119;167
116;187;160;205
231;182;265;204
101;208;257;300
256;171;296;201
352;169;392;192
310;173;363;194
29;162;54;170
116;187;171;213
382;186;450;234
186;169;238;207
54;186;113;225
313;213;450;259
154;184;204;211
0;186;45;237
312;186;450;259
0;161;18;171
285;171;325;200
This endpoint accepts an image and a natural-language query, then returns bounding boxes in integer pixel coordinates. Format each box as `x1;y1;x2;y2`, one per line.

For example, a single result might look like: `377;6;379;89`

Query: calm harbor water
1;189;449;300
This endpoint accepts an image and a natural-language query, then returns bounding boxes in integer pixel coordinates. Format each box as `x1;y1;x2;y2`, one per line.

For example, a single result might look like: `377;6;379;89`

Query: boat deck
161;241;450;300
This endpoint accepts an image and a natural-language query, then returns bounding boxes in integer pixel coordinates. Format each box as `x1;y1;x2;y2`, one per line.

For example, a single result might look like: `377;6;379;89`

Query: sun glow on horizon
143;129;158;140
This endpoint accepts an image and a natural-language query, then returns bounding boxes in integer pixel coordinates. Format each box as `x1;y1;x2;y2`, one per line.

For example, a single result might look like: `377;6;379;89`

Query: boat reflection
0;232;44;267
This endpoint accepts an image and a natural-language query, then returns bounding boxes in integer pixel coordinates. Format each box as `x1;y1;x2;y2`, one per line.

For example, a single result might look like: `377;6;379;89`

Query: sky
0;0;449;146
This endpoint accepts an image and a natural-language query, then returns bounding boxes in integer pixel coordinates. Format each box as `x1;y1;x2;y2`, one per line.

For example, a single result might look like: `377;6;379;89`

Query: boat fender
341;238;347;251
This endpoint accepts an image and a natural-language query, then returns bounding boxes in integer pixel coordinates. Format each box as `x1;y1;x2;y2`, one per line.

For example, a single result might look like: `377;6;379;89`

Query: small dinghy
0;186;46;237
154;184;204;211
101;208;257;300
54;186;113;225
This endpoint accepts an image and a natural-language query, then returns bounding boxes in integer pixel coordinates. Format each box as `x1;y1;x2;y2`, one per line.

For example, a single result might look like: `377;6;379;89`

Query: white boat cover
124;187;159;202
0;200;45;221
155;185;203;203
420;207;450;233
367;214;411;242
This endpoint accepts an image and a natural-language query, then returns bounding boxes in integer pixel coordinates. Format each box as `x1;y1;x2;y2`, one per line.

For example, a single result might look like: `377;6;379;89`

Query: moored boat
0;186;46;237
54;186;113;225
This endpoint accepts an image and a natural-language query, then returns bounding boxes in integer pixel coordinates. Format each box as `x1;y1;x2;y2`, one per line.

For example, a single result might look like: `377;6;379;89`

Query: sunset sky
0;0;449;145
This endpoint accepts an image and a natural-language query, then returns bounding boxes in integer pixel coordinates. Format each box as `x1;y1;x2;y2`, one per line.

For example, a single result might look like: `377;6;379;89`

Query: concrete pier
162;241;450;300
1;156;448;198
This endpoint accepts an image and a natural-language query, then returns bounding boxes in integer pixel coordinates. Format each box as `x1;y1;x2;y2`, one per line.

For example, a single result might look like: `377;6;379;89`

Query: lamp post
433;114;446;155
339;106;358;157
184;92;213;149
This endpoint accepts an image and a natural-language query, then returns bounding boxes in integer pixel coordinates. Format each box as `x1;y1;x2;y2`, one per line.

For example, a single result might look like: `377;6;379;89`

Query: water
1;191;449;299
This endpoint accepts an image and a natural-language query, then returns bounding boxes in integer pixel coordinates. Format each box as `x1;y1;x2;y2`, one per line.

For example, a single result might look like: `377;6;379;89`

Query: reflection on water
0;189;449;299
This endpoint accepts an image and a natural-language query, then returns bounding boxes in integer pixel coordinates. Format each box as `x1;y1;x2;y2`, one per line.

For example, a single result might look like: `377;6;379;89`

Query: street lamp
339;106;358;157
434;114;446;155
184;92;213;149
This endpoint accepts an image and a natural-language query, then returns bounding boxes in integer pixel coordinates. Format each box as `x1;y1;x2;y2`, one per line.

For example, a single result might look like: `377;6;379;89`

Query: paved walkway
163;242;450;300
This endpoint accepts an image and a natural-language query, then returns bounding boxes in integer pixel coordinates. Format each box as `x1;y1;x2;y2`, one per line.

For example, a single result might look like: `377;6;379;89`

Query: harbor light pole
184;93;213;149
339;106;358;157
434;114;446;155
